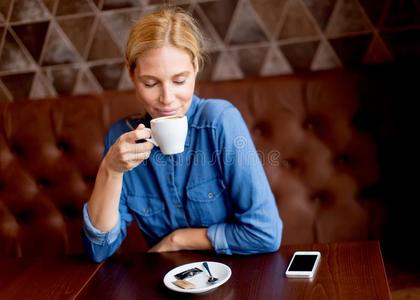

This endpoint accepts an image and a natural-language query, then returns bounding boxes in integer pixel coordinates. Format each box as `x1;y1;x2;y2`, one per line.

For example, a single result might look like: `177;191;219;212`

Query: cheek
177;81;195;101
135;85;158;105
178;87;193;100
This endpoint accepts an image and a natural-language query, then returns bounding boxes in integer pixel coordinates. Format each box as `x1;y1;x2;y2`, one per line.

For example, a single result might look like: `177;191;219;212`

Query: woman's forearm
149;228;213;252
86;161;123;232
173;228;212;250
86;125;153;232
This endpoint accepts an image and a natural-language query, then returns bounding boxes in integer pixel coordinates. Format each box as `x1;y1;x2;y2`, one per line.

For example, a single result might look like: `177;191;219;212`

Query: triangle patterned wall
0;0;418;101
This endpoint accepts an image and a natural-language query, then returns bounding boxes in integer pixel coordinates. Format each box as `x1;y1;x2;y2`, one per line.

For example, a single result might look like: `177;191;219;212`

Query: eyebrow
138;71;191;80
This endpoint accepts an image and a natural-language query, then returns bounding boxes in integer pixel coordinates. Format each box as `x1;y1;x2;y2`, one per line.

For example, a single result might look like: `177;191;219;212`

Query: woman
82;7;282;263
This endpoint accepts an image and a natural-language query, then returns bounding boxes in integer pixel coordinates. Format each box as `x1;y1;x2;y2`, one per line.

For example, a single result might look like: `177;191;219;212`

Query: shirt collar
186;95;199;120
184;95;199;148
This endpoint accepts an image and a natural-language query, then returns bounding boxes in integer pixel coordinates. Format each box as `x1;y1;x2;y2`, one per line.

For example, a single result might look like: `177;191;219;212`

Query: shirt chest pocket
186;178;228;226
127;195;170;240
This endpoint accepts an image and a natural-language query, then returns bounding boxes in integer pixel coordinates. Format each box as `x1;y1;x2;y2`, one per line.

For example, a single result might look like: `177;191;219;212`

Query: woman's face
131;45;197;119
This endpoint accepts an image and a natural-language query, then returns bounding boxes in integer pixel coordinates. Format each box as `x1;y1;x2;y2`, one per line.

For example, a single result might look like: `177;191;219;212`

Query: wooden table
0;256;101;299
0;241;391;300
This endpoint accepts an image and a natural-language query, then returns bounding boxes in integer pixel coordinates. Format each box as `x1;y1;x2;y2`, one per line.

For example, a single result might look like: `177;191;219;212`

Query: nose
159;83;175;105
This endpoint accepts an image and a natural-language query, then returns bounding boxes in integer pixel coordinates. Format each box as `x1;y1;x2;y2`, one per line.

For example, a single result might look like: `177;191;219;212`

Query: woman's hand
148;228;212;253
103;124;154;173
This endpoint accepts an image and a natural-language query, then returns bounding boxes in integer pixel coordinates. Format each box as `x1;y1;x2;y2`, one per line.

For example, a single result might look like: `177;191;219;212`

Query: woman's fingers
119;140;154;159
121;124;151;144
124;139;154;154
119;140;153;156
105;124;155;173
125;149;152;162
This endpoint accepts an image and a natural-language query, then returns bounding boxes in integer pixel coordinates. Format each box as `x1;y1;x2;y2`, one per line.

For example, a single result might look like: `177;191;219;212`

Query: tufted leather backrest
0;91;141;257
0;70;384;257
197;70;383;245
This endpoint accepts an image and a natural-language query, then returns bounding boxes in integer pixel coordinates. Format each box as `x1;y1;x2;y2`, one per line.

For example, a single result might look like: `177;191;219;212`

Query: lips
156;108;179;116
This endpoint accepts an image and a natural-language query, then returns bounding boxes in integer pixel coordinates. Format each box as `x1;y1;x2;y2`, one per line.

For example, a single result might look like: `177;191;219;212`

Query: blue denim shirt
82;95;283;262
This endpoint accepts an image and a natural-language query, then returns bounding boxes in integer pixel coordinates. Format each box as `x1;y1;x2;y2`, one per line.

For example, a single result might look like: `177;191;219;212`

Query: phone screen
288;254;318;271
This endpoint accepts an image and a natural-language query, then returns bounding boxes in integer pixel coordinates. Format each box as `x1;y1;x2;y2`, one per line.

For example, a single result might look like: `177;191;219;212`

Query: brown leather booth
0;67;418;290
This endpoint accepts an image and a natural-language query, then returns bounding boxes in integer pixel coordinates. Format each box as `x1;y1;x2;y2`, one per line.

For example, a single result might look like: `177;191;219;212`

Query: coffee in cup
146;115;188;155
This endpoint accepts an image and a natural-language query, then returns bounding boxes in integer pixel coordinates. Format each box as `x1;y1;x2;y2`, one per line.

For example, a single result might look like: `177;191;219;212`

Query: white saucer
163;261;231;294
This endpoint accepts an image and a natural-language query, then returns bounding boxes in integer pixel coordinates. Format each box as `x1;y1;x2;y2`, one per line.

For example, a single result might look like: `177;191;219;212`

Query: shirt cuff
83;203;120;246
207;223;232;255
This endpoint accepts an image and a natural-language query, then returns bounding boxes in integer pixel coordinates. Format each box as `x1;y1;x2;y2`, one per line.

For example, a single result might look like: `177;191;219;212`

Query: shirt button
208;192;214;199
176;203;182;208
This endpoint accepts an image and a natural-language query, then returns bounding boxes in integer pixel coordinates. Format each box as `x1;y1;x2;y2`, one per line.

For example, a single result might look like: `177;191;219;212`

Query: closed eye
174;79;186;85
144;82;157;88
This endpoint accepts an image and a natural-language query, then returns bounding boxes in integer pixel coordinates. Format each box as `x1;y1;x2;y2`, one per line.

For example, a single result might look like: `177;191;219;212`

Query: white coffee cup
146;115;188;155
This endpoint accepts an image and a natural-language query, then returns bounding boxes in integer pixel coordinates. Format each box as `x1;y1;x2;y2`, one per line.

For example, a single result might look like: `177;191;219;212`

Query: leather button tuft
335;153;352;166
253;121;273;138
253;127;263;137
281;159;297;170
37;178;52;188
281;159;290;169
303;117;321;131
310;191;331;205
10;144;24;156
83;175;96;184
16;210;32;223
62;204;79;220
57;140;72;152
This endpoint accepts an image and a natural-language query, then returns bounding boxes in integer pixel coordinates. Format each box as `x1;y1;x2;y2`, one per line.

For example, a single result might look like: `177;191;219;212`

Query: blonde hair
125;8;204;76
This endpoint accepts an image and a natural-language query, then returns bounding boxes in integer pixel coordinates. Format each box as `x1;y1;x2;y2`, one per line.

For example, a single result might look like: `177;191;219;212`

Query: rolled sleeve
83;203;120;245
207;223;232;255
